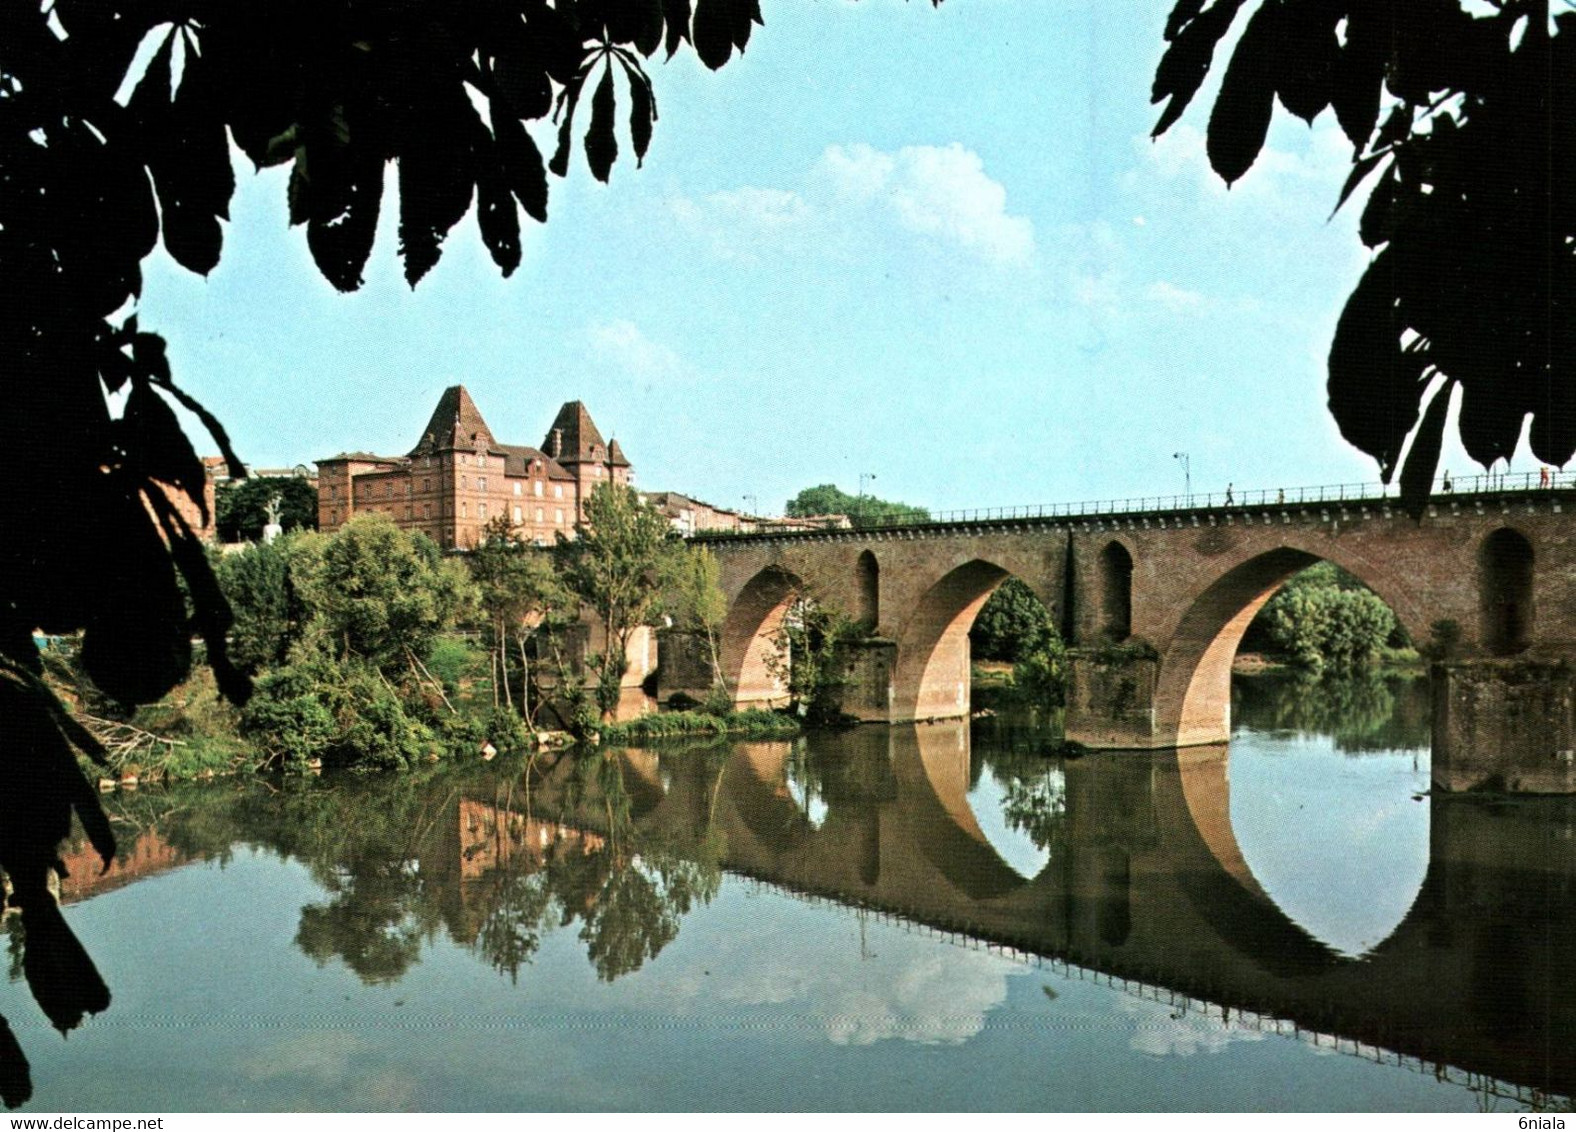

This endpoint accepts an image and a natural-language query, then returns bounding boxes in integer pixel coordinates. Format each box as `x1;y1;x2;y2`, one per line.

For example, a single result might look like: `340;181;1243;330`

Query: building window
422;478;430;493
513;482;522;496
462;475;469;490
478;477;487;492
554;485;563;500
534;481;543;498
461;502;468;518
535;508;544;523
513;506;523;524
405;506;412;520
385;482;392;497
555;509;564;524
478;502;487;519
424;503;431;518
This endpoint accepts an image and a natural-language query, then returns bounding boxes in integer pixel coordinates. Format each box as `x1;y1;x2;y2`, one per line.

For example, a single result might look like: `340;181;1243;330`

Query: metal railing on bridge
697;469;1575;539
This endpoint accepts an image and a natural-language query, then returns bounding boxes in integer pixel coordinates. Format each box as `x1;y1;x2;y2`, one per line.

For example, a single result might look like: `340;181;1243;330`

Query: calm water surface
10;673;1574;1111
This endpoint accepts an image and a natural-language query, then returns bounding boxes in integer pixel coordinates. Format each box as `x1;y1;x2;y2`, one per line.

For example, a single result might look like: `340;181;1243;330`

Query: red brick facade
316;387;632;549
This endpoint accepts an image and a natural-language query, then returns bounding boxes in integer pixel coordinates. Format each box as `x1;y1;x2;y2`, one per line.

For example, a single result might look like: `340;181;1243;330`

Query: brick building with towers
316;386;632;549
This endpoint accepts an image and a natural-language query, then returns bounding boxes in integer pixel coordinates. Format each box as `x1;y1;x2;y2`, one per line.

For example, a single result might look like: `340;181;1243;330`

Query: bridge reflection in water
494;723;1576;1102
53;717;1576;1107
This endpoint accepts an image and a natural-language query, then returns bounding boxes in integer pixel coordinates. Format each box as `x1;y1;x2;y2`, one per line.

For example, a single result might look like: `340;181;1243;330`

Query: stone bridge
662;484;1576;791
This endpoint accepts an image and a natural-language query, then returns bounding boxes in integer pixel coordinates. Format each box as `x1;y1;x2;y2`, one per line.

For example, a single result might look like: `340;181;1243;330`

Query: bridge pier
1063;648;1183;749
1433;660;1576;793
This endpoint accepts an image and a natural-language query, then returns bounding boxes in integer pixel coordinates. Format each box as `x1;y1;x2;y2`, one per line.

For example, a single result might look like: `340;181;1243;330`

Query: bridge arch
890;559;1058;723
719;566;803;709
1480;526;1534;655
1151;546;1416;748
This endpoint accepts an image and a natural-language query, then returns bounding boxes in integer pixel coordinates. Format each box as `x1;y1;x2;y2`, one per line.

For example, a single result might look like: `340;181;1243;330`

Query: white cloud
717;945;1010;1047
668;187;809;261
816;142;1035;266
586;319;692;385
668;142;1034;269
1120;996;1267;1058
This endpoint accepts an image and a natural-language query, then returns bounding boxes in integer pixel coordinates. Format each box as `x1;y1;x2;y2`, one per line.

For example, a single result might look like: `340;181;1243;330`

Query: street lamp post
1172;452;1191;505
858;472;876;526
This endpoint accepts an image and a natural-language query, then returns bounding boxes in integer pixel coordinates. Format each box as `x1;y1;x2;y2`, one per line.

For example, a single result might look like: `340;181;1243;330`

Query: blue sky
135;1;1491;516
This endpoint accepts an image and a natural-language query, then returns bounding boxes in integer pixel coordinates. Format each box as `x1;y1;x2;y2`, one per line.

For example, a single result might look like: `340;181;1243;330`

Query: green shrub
596;709;800;744
1263;583;1396;674
242;657;436;772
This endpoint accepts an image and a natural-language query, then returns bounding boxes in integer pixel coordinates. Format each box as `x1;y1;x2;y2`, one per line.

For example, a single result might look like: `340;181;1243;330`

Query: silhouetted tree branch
1153;0;1575;516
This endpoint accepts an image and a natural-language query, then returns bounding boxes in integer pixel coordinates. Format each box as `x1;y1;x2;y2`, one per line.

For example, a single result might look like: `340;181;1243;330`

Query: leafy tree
1154;0;1576;514
468;516;575;723
663;545;731;710
555;484;679;720
785;484;930;527
765;596;863;724
214;534;313;671
970;578;1066;708
971;578;1054;662
215;477;318;544
294;515;475;678
1262;579;1397;674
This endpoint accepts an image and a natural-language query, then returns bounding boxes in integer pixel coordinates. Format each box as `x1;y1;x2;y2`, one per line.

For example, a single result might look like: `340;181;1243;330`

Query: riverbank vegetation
969;578;1067;711
1244;563;1420;675
47;485;800;782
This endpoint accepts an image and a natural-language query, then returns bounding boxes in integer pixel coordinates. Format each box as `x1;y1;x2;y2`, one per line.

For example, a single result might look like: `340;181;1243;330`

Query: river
7;673;1572;1111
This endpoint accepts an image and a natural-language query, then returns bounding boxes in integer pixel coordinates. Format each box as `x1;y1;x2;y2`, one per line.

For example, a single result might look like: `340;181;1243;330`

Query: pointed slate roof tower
410;385;497;456
542;401;609;464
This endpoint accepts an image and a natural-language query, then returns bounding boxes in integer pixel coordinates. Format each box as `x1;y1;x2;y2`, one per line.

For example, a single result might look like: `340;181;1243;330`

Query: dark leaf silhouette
0;1018;31;1110
130;32;235;276
1151;0;1248;137
78;486;191;707
585;64;618;183
693;0;739;69
1331;149;1387;219
663;0;694;56
493;27;555;121
19;902;110;1035
397;92;477;286
1358;163;1398;247
493;107;549;223
475;130;523;276
1274;0;1341;123
1399;380;1453;519
1158;0;1576;495
1206;1;1279;185
621;56;656;164
121;384;209;522
1327;251;1428;481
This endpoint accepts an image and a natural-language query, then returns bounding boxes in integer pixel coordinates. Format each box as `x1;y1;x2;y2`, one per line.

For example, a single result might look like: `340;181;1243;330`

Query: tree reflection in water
1232;672;1431;752
267;750;725;985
